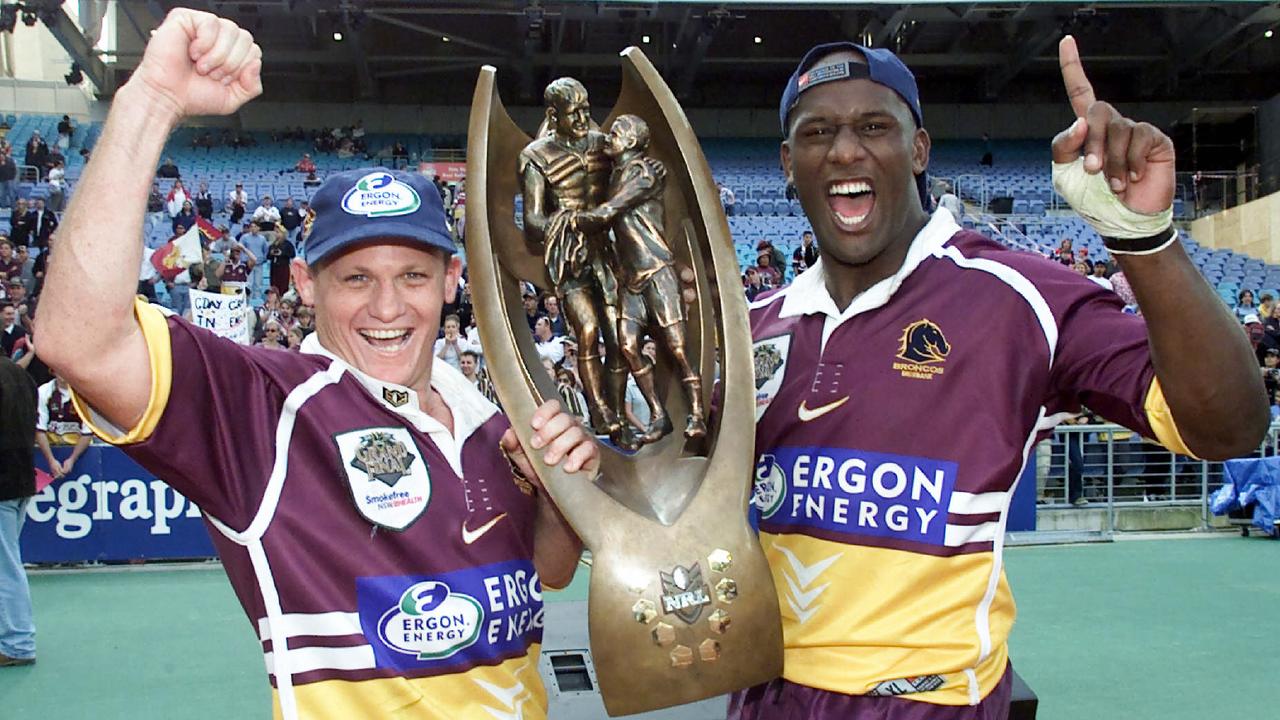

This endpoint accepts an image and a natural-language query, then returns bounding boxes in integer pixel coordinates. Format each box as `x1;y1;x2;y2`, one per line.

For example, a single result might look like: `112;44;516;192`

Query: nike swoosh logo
462;513;508;545
797;396;849;422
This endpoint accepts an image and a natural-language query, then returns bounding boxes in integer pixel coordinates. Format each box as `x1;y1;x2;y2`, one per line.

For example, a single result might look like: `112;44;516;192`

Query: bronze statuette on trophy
466;48;782;716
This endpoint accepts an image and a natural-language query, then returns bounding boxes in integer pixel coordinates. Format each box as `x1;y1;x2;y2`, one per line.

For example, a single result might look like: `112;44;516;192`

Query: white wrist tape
1051;157;1173;239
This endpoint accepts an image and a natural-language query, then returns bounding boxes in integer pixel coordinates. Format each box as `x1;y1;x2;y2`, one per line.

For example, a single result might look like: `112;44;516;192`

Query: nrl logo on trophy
466;46;781;715
659;563;712;624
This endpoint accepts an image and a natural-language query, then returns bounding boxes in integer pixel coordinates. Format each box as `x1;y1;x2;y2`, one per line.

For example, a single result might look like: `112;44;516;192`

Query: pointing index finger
1059;35;1096;118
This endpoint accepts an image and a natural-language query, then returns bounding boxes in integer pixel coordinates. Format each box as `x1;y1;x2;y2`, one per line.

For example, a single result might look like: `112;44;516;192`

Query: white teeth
828;181;872;196
834;212;868;226
362;329;408;340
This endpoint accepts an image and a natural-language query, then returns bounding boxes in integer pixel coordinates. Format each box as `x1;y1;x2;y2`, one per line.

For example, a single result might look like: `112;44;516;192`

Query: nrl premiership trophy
465;49;782;716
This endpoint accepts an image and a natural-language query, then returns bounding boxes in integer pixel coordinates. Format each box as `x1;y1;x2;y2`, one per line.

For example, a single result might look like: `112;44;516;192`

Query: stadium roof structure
76;1;1280;107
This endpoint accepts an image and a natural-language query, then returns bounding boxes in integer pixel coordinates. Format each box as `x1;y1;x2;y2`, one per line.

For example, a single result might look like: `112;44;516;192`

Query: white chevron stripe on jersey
475;659;534;720
775;544;842;625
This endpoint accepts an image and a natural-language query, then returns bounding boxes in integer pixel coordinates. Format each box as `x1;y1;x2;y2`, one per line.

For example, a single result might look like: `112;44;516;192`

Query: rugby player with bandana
734;38;1266;719
35;10;597;720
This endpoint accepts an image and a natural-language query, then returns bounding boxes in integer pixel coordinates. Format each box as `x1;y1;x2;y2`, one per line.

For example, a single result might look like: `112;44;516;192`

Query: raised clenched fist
128;9;263;120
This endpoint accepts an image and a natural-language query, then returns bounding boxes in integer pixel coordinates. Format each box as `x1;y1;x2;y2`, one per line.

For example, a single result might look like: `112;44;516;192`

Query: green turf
1;537;1273;719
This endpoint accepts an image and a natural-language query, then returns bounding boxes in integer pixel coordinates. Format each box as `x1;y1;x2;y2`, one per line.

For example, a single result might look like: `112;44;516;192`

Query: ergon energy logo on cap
342;171;421;218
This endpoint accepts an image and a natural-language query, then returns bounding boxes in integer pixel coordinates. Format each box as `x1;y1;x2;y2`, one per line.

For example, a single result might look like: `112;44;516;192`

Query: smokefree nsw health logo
342;172;421;217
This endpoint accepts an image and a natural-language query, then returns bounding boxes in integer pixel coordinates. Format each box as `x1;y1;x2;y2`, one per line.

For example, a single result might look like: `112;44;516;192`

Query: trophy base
584;533;783;716
542;601;728;719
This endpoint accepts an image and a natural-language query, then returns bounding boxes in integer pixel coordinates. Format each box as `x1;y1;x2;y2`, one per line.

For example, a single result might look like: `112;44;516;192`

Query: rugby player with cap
36;9;595;719
736;38;1265;718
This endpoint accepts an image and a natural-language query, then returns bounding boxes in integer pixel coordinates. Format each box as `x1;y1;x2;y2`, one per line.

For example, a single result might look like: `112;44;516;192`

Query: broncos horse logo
897;319;950;364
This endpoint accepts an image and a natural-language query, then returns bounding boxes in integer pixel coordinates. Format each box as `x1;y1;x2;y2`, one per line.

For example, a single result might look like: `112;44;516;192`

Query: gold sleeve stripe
70;299;174;445
1143;377;1198;459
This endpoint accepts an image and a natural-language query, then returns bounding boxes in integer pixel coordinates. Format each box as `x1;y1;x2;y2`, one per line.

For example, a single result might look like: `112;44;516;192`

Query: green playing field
1;535;1274;719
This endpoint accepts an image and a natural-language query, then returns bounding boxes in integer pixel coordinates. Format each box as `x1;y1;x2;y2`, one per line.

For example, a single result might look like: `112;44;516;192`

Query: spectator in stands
189;181;211;219
0;241;19;284
979;132;993;167
0;354;37;668
279;197;302;240
936;181;963;222
1;303;27;357
522;284;540;330
1259;293;1274;322
164;179;188;217
719;182;736;216
5;281;26;320
294;304;314;336
146;182;164;214
45;161;65;213
286;325;304;350
294;153;316;174
34;374;91;480
172;200;197;234
759;239;787;280
8;199;30;248
156;157;180;179
792;230;819;275
265;230;295;295
1087;260;1113;291
555;362;589;424
55;116;73;152
743;266;766;301
256;320;287;350
215;243;255;296
256;286;280;323
433;313;475;371
533;315;565;366
1264;302;1280;347
459;349;484;390
23;132;47;180
1051;237;1074;265
1243;313;1264;354
12;246;31;297
226;182;248;224
543;294;567;337
251;195;281;234
303;170;321;188
237;222;270;291
1072;260;1090;277
440;279;472;332
274;298;298;334
755;251;783;287
1262;349;1280;399
1235;289;1257;322
26;199;56;251
0;150;15;209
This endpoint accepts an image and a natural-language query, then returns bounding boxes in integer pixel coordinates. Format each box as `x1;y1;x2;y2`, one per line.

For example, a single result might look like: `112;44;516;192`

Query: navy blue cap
303;167;455;266
780;42;929;209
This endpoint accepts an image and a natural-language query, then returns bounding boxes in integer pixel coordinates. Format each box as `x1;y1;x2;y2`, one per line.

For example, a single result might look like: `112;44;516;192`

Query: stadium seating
4;115;1275;311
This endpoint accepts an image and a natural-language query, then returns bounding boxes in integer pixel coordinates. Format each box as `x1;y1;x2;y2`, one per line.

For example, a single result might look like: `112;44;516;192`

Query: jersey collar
299;332;498;444
779;209;961;322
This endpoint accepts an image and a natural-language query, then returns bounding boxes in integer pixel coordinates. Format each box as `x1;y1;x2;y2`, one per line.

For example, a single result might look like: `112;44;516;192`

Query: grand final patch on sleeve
357;559;543;672
335;427;431;531
753;334;791;422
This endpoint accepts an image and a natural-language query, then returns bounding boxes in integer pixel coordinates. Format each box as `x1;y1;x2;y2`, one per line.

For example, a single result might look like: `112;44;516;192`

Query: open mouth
359;328;413;353
827;179;875;231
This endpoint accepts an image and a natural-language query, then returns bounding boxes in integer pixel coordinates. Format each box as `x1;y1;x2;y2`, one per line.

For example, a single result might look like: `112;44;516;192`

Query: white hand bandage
1051;157;1173;240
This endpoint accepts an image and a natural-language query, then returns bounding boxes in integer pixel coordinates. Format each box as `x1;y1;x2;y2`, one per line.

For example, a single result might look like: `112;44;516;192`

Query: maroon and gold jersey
36;379;89;444
748;211;1191;706
74;301;547;720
